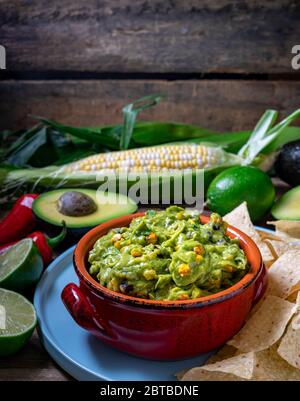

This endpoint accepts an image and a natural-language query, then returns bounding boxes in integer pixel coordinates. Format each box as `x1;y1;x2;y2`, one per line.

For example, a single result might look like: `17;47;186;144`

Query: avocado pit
57;191;97;217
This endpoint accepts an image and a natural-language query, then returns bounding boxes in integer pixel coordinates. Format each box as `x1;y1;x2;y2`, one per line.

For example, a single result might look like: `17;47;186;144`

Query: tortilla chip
178;206;300;381
175;345;236;380
286;282;300;303
180;352;255;381
176;369;188;380
267;250;300;299
259;231;280;242
181;345;300;381
0;305;5;330
277;313;300;369
264;260;276;270
228;295;296;352
180;368;245;381
253;345;300;381
295;292;300;308
293;315;300;330
263;239;300;259
267;220;300;240
179;294;300;381
202;353;255;379
205;344;237;364
223;202;273;262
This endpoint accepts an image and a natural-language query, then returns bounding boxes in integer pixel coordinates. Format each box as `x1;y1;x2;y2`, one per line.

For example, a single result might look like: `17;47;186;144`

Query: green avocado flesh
88;206;248;301
272;186;300;220
32;189;137;228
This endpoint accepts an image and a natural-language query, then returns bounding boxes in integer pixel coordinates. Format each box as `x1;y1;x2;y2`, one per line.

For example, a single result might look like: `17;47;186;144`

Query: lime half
0;288;37;356
0;238;43;294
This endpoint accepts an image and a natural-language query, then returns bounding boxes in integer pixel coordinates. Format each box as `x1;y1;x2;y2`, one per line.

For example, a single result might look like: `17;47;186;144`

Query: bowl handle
252;264;268;306
61;283;115;338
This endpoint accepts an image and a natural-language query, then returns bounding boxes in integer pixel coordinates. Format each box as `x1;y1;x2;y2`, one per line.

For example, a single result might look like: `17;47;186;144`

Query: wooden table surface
0;179;289;381
0;331;72;381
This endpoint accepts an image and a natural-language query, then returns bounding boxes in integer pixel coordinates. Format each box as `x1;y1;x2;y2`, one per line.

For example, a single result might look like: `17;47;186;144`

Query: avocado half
32;189;138;236
271;186;300;220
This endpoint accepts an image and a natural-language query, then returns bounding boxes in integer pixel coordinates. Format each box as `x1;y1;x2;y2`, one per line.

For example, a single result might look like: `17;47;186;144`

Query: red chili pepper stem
47;221;67;249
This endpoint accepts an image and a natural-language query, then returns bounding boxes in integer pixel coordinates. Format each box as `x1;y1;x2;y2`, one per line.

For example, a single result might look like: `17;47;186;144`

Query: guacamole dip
88;206;248;301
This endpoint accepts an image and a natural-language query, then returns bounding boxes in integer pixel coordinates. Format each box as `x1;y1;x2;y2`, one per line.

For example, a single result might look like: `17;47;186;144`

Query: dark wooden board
1;0;299;73
0;331;71;381
1;79;300;131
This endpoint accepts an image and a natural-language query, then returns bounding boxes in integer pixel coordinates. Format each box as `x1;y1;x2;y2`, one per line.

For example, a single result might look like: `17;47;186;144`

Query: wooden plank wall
0;0;299;131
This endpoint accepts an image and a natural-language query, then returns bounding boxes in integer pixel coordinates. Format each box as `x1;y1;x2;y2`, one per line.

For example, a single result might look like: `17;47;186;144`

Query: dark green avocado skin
275;140;300;186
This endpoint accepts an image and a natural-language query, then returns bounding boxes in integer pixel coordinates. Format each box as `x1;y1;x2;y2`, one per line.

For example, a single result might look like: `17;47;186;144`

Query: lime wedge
0;238;43;294
0;288;37;356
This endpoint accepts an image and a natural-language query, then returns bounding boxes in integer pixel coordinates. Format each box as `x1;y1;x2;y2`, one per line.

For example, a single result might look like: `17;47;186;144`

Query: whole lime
206;166;275;222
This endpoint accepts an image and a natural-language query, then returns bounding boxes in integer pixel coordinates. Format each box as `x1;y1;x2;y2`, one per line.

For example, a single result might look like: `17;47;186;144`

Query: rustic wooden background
1;0;300;132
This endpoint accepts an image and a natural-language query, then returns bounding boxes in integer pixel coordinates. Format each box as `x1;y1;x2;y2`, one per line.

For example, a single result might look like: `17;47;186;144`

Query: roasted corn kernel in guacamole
88;206;248;301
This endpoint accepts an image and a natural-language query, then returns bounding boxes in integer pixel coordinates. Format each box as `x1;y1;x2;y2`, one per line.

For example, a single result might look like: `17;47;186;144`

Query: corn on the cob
65;144;237;174
2;108;300;204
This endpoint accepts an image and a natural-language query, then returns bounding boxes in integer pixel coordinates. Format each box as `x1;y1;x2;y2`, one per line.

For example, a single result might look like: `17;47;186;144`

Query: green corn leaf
5;127;48;167
238;109;300;164
37;117;122;150
2;124;43;157
247;110;278;142
0;129;22;149
238;110;278;162
36;117;220;150
0;130;17;158
130;121;218;147
264;126;300;153
184;131;251;153
120;94;163;150
268;109;300;137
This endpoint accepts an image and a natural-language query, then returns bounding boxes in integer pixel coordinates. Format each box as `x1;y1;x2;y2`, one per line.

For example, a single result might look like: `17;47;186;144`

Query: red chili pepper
0;193;39;244
0;223;67;265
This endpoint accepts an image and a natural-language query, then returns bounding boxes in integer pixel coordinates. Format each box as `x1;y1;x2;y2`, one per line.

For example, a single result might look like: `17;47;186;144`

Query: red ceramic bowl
61;213;267;361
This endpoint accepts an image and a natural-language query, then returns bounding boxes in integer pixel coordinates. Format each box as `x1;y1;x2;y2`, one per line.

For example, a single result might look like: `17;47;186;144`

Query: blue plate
34;226;273;381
